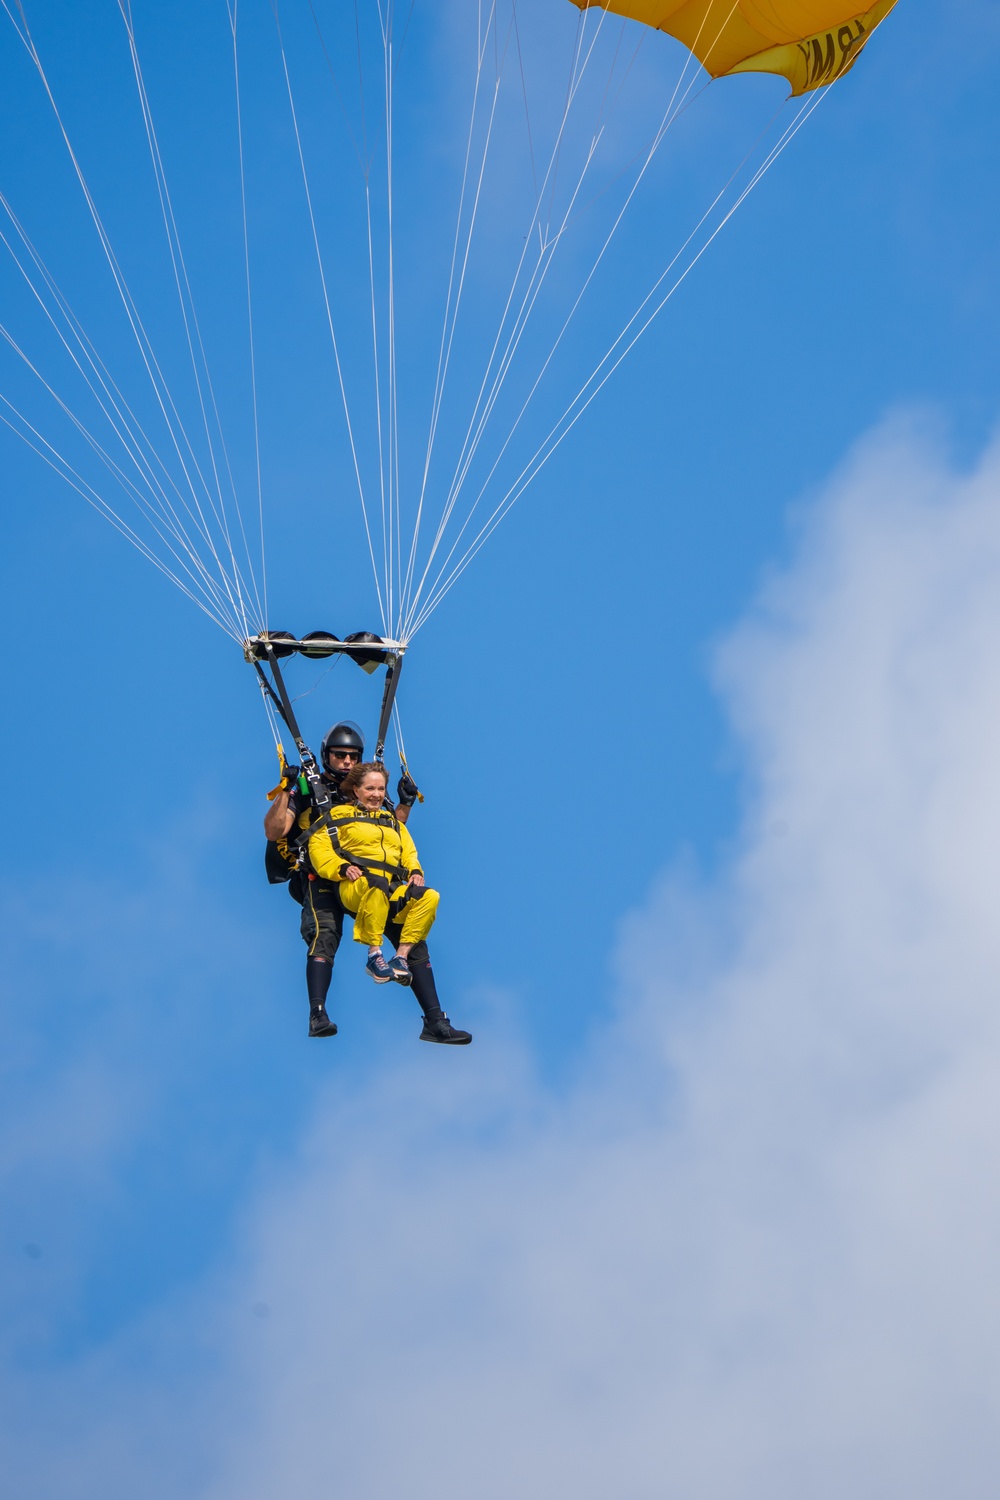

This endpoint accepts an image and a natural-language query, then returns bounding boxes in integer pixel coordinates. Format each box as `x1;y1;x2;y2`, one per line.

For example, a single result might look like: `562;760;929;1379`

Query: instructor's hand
397;772;420;807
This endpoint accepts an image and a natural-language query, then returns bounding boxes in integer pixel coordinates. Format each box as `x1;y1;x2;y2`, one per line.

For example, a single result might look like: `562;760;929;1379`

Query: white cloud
11;415;1000;1498
186;416;1000;1499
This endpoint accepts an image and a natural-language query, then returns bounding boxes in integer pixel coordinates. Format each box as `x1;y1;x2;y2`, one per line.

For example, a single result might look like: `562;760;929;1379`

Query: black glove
281;764;301;786
397;772;419;807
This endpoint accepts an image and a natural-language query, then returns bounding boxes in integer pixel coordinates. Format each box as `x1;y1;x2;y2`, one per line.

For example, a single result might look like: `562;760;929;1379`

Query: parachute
0;1;898;763
572;1;898;95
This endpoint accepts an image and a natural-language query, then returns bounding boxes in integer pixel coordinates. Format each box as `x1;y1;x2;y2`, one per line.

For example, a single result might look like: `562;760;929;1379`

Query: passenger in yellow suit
309;760;443;990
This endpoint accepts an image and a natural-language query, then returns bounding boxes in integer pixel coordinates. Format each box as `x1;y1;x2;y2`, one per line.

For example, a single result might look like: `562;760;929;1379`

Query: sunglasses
328;749;360;761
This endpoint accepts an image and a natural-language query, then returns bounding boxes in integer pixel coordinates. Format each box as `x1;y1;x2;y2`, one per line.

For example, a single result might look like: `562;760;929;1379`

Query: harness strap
351;856;405;876
388;884;425;920
292;807;398;850
291;808;335;853
295;807;413;887
349;877;428;914
327;827;408;887
388;887;408;917
328;810;399;831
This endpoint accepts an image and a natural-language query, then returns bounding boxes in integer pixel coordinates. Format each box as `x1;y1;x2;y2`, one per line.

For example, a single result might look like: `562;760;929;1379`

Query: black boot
419;1008;472;1045
405;951;471;1043
309;1006;338;1038
306;957;337;1038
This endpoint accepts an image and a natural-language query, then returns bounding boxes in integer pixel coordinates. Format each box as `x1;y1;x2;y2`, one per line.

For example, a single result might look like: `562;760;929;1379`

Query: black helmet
321;720;365;765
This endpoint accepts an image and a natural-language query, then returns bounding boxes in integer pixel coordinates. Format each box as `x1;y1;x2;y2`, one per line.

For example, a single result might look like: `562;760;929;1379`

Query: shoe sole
420;1034;472;1045
309;1025;338;1037
390;970;413;987
368;972;393;985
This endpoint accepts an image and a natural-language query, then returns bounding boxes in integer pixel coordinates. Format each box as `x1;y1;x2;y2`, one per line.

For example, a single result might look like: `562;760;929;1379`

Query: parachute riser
374;654;403;765
255;644;332;815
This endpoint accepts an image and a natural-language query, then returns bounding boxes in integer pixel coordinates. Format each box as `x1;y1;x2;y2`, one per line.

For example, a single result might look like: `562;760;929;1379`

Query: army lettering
796;18;868;89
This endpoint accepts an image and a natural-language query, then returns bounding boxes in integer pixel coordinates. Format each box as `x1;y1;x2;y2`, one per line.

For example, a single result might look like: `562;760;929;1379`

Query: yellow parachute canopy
569;0;898;95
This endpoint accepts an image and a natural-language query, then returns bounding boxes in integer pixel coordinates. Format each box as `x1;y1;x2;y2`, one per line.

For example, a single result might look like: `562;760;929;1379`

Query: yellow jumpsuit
308;802;439;948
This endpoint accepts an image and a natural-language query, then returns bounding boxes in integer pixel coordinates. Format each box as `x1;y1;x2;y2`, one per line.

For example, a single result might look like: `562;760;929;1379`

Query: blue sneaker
387;955;412;986
366;951;393;984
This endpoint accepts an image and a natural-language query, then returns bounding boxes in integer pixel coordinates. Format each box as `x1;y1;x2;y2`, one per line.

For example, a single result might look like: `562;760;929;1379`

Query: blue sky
4;3;1000;1495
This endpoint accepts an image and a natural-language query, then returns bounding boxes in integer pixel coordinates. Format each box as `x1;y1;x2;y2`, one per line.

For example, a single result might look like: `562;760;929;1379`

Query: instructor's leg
386;934;438;1013
300;878;343;1036
386;918;471;1046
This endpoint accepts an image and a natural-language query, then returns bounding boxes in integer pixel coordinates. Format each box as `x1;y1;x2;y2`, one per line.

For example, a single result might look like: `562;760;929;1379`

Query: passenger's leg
395;886;439;954
338;876;390;946
340;877;394;982
384;888;436;981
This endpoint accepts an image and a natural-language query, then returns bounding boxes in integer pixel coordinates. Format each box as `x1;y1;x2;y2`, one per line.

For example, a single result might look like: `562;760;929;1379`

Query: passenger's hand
397;772;419;806
344;864;363;882
409;873;424;888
